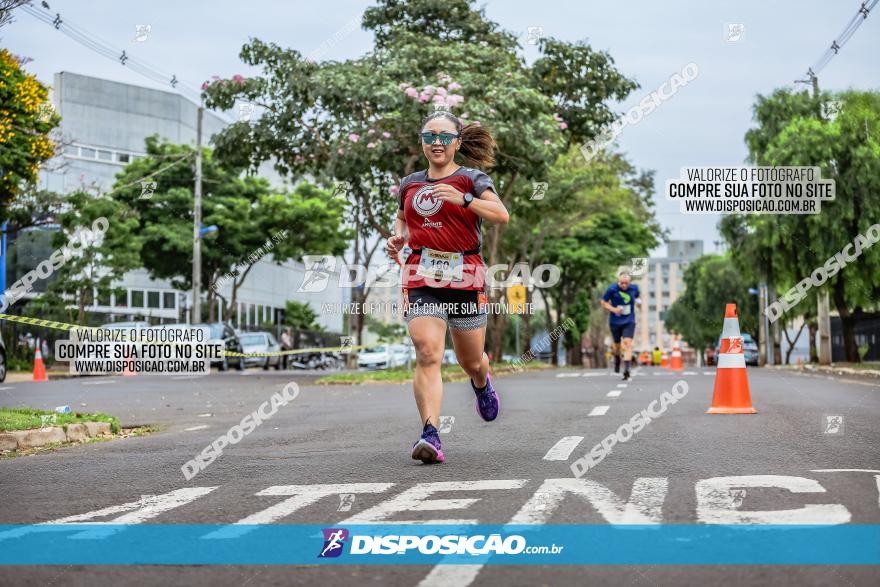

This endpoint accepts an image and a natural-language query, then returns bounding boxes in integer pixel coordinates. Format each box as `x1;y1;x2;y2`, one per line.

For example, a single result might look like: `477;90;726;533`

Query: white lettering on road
339;480;528;525
509;478;668;525
695;475;851;524
0;487;218;541
588;406;609;416
203;483;394;538
607;390;622;397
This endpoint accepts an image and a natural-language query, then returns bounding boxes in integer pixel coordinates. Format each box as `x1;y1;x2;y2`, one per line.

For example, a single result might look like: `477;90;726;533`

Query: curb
5;370;86;383
771;364;880;379
0;421;112;451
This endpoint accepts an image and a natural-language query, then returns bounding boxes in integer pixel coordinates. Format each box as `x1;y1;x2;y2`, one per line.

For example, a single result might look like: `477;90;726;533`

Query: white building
32;71;346;332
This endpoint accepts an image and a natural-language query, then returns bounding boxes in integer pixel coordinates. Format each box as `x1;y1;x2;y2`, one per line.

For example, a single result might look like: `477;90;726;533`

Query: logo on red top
413;185;442;217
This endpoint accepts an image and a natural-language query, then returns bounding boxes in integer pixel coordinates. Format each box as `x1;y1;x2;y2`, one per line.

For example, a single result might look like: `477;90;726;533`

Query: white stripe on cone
717;353;746;368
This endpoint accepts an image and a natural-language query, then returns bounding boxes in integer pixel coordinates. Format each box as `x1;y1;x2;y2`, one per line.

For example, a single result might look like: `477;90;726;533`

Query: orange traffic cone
670;338;684;371
660;351;669;368
32;345;48;382
707;303;757;414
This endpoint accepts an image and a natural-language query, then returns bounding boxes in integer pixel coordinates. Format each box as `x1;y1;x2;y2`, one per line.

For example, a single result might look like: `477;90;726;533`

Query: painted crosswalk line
588;405;610;416
542;436;585;461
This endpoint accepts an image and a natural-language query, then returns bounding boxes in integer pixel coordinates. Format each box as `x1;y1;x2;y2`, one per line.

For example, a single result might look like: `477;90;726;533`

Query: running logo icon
318;528;349;558
299;255;337;293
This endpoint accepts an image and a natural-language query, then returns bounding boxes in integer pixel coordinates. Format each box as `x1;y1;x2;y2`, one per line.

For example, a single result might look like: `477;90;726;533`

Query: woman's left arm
432;184;510;225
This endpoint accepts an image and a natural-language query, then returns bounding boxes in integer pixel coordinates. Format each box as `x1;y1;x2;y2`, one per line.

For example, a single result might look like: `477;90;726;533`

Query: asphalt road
1;365;878;586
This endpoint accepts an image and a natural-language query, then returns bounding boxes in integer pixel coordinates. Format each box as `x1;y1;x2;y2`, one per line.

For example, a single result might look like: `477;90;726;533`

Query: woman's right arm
386;210;408;258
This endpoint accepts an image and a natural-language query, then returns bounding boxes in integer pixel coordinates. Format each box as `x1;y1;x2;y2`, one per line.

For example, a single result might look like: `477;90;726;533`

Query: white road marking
0;487;221;541
695;475;850;524
616;383;627;388
811;469;880;474
185;425;208;432
555;373;581;378
683;371;697;375
417;565;483;587
588;405;609;416
197;413;213;418
0;386;14;390
580;372;606;377
542;436;584;461
204;483;395;539
81;379;116;385
606;390;622;398
510;478;668;525
339;480;528;525
703;371;714;375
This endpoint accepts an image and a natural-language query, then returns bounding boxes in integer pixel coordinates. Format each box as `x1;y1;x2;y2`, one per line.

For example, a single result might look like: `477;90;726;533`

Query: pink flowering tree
202;0;639;347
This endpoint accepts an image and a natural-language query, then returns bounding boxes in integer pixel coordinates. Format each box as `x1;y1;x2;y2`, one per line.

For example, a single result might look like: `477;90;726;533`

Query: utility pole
758;282;768;367
191;103;203;324
807;74;833;364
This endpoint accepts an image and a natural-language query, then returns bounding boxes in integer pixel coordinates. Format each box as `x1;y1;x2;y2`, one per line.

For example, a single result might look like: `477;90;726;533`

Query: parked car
0;333;6;383
357;345;398;370
100;321;150;330
153;322;244;371
238;332;282;370
391;344;413;366
715;333;760;366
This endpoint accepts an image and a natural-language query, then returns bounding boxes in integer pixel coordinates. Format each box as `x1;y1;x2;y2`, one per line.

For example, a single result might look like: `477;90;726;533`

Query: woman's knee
457;354;484;375
414;343;443;368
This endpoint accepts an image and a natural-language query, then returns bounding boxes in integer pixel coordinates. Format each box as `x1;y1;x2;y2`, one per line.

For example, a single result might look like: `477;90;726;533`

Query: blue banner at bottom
0;524;878;565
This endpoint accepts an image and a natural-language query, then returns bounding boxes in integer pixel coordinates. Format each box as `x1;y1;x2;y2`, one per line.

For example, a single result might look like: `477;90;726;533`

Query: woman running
385;111;509;464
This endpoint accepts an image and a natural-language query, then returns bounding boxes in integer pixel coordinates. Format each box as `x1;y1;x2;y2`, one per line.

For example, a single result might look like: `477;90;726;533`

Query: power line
795;0;878;85
20;2;206;105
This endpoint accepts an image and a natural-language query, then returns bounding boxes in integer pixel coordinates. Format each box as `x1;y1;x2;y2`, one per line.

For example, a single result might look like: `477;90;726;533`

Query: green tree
723;88;880;362
29;190;143;325
665;254;759;356
0;48;60;217
282;300;323;331
364;314;406;343
110;136;350;322
200;0;639;346
503;148;662;363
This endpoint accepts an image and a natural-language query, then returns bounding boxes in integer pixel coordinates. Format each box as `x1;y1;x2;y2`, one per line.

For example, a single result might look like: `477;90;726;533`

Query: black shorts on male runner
610;322;636;343
404;286;488;330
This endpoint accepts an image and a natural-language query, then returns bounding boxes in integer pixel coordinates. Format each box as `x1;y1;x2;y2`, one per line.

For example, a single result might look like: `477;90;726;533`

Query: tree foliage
722;88;880;361
665;254;759;352
0;48;59;217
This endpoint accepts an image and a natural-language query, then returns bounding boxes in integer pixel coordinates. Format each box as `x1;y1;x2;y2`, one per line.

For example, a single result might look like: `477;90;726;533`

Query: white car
357;345;398;370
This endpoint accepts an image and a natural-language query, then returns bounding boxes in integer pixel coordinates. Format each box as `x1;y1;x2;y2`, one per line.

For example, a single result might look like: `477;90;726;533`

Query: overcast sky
5;1;879;255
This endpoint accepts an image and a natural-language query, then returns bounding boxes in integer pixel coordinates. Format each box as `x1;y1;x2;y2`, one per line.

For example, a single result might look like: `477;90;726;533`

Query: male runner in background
600;271;641;380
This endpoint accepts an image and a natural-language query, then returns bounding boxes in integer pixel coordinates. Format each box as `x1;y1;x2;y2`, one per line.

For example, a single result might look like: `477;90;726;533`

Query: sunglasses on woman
420;131;459;146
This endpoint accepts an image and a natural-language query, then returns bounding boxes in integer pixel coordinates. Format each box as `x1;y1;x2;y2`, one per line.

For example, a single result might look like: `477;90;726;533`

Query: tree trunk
782;320;806;365
832;279;860;362
808;321;819;363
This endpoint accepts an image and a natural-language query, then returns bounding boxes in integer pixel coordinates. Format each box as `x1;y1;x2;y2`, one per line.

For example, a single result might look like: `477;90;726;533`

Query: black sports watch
462;193;474;208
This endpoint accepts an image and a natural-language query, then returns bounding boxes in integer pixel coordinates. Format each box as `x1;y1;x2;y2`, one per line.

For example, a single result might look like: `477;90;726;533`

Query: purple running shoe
472;374;500;422
411;422;445;464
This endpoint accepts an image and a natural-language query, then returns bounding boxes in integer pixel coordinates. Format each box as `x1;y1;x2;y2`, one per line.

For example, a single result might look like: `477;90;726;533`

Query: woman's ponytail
458;123;496;168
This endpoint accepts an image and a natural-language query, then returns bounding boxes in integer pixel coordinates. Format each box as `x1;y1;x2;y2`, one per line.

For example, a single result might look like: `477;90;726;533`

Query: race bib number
416;248;464;282
620;304;631;316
